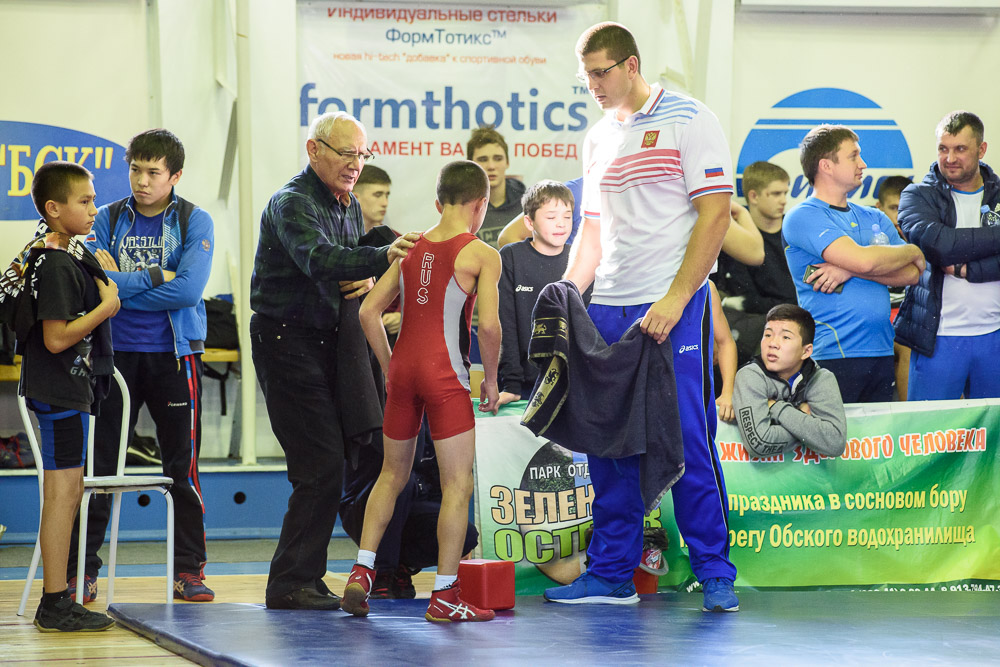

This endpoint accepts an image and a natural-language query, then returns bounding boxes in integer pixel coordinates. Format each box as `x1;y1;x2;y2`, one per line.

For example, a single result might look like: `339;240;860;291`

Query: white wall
731;9;1000;205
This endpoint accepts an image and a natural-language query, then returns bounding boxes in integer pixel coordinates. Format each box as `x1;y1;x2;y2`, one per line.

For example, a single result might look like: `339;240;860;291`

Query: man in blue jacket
77;128;216;602
895;111;1000;400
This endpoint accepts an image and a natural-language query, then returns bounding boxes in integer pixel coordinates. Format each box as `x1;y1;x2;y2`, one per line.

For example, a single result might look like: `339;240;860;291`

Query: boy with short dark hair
344;160;502;622
732;304;847;458
354;165;392;234
467;125;525;247
18;161;120;631
495;180;590;408
876;175;912;238
79;128;216;602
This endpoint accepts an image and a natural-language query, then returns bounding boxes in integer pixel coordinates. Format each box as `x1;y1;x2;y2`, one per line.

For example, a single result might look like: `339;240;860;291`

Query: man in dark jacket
894;111;1000;400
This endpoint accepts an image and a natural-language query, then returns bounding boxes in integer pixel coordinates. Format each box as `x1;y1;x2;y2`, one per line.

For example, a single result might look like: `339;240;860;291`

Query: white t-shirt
938;188;1000;335
581;84;733;306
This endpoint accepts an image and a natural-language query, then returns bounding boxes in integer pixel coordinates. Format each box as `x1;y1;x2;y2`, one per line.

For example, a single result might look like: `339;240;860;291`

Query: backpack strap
107;195;195;246
174;196;196;246
106;197;130;243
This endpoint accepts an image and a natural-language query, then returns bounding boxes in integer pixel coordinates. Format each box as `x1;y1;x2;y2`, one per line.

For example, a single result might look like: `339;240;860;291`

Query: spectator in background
783;125;924;403
895;111;1000;400
84;129;215;603
497;177;583;248
717;162;795;365
732;304;846;458
876;175;911;239
495;180;591;409
876;175;913;399
468;126;525;248
354;165;392;234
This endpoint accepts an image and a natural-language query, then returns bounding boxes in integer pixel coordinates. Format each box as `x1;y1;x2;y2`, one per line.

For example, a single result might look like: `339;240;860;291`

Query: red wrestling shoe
425;584;495;623
341;564;375;617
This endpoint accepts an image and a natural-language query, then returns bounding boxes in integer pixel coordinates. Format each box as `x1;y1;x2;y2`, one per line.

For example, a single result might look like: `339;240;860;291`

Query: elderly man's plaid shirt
250;166;391;330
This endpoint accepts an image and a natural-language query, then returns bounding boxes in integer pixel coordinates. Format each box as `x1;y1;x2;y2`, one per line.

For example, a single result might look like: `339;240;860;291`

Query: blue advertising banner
1;121;130;220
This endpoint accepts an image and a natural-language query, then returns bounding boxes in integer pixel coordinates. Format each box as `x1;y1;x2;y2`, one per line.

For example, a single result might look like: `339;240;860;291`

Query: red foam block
457;559;516;610
633;567;659;595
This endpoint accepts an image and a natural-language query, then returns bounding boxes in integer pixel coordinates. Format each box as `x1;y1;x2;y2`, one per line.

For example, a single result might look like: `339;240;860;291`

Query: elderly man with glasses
250;111;417;610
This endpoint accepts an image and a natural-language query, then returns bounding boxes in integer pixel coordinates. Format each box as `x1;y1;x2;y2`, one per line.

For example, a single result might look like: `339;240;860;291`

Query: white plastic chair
17;368;175;615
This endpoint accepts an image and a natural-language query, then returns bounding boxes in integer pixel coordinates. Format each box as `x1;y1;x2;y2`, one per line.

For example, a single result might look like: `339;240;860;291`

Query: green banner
473;400;1000;594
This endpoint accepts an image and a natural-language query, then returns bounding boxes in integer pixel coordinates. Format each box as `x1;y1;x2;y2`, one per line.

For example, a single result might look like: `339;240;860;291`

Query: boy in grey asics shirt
733;304;847;458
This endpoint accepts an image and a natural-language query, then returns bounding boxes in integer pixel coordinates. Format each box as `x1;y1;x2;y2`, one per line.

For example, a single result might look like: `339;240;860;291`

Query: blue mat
109;591;1000;666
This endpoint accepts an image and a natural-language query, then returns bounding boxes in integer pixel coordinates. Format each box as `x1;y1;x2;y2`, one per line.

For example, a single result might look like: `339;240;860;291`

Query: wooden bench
1;349;237;383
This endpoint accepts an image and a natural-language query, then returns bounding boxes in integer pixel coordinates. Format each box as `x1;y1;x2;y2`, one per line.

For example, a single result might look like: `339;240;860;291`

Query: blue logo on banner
0;121;130;221
736;88;913;200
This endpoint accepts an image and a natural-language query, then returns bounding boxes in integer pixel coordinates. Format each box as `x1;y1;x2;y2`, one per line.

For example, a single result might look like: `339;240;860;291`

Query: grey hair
308;111;364;141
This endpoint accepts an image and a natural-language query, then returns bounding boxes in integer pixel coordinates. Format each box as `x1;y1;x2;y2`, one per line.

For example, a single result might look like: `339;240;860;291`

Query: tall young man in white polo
545;22;739;612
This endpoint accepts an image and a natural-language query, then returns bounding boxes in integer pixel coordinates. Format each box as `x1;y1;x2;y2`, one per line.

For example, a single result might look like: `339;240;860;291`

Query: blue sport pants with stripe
585;283;736;583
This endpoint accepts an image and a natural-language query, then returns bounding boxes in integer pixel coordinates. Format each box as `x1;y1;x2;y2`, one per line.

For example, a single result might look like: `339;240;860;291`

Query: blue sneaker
544;571;639;605
702;577;739;612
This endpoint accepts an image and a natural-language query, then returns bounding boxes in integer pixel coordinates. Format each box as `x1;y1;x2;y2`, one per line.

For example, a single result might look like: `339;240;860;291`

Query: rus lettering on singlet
417;252;435;305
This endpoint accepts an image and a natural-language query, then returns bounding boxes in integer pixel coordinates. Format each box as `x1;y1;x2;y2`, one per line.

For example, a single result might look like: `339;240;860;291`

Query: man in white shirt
544;21;739;612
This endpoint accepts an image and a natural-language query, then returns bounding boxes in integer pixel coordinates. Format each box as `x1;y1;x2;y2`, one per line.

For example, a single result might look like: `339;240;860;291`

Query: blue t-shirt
111;210;174;352
782;197;904;360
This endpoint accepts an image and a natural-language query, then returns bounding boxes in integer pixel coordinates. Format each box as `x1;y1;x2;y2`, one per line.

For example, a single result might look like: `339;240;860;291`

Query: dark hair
125;128;185;175
877;175;912;203
742;161;790;197
356;165;391;188
437;160;489;206
936;110;984;145
522;180;574;221
799;125;859;186
466;126;508;162
766;303;815;346
575;22;641;73
31;161;94;218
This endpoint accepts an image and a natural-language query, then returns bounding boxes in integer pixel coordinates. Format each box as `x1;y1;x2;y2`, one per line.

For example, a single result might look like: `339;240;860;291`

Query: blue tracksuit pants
585;283;736;583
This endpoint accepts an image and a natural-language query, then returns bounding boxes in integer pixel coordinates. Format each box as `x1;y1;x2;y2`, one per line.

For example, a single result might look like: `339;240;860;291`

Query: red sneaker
342;564;375;617
67;575;98;604
425;585;495;623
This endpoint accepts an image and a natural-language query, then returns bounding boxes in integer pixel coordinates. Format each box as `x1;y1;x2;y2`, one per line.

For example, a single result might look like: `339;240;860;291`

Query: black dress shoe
265;587;341;610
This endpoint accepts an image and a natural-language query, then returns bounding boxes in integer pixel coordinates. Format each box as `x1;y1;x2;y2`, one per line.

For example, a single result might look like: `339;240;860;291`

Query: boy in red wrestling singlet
344;160;502;622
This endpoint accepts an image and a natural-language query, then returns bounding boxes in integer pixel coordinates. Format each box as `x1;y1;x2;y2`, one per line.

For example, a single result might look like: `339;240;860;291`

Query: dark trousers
340;472;479;571
251;314;346;599
820;355;894;403
68;351;206;577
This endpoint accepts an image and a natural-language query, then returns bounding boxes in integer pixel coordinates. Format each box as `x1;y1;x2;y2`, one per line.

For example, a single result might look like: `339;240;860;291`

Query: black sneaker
370;569;394;600
392;565;417;599
126;434;161;466
34;596;114;632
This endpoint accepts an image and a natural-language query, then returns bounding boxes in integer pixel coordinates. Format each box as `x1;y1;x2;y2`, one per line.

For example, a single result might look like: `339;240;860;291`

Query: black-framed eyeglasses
575;56;631;84
316;138;374;162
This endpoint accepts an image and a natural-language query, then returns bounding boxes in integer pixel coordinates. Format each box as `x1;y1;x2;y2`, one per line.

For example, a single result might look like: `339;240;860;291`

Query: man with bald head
251;111;417;610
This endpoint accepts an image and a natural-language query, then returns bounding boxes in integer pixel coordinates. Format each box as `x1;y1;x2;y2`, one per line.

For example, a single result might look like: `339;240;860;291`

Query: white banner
297;2;607;231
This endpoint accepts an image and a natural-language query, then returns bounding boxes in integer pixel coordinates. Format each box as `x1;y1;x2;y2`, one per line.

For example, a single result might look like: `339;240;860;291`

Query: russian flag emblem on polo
641;131;659;148
704;167;724;178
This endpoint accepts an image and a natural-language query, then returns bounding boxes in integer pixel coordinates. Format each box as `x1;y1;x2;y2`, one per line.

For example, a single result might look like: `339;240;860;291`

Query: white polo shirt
582;83;733;305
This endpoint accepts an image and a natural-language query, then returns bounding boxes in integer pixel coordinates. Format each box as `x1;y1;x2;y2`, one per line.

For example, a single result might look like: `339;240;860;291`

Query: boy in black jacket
19;162;120;631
